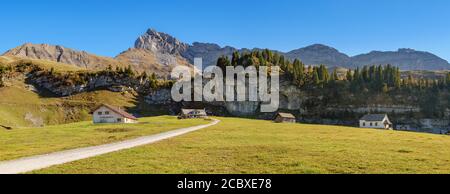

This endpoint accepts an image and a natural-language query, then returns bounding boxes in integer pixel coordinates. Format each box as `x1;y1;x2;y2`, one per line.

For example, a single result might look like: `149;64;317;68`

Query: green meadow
34;117;450;174
0;116;208;161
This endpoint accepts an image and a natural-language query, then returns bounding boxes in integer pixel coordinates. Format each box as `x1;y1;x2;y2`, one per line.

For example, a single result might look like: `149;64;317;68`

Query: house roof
93;104;137;120
180;109;207;116
360;114;388;122
277;112;296;119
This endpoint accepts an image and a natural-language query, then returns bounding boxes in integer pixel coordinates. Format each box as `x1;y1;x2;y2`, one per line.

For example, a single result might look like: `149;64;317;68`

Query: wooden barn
274;112;296;123
178;109;208;119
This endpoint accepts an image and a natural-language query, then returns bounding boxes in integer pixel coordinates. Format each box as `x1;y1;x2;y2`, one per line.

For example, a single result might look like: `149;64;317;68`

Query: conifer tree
346;69;353;81
231;51;240;67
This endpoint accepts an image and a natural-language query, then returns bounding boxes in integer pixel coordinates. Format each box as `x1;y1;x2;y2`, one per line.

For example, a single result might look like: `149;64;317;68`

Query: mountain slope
285;44;351;67
3;43;124;70
115;48;192;77
350;49;450;70
2;42;192;76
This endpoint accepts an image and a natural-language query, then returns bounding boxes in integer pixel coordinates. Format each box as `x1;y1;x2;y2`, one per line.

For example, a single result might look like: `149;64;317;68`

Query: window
363;122;366;126
375;123;378;126
105;111;110;115
370;123;373;126
98;112;103;115
117;118;122;122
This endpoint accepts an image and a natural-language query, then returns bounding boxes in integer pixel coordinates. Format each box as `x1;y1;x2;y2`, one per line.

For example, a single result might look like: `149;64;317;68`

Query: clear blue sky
1;0;450;61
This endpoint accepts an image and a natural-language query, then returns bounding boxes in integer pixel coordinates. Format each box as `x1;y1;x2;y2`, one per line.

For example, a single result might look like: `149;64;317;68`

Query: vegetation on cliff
216;49;450;119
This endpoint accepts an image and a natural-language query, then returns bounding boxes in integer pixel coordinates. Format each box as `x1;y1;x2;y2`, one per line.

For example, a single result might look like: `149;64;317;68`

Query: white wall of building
93;106;136;124
359;120;387;129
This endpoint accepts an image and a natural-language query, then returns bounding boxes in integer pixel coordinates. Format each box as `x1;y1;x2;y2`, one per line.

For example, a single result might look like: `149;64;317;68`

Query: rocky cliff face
117;29;193;76
134;29;188;55
29;71;148;96
115;48;192;77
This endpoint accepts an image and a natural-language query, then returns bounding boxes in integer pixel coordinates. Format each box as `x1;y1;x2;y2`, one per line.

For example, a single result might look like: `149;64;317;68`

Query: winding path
0;119;220;174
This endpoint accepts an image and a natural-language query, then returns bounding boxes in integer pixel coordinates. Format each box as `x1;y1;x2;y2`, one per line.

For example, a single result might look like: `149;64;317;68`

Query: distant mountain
118;29;193;75
285;44;351;68
2;28;449;71
350;48;450;70
183;43;237;68
2;43;123;69
134;29;188;55
2;36;192;76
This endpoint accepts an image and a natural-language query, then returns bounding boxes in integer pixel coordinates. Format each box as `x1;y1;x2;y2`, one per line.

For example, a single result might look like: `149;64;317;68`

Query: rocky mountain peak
134;29;188;55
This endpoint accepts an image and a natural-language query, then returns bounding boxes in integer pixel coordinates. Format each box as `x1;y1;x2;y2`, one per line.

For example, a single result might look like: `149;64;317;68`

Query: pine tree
292;59;304;85
346;69;353;81
361;66;369;82
124;65;135;77
319;65;329;83
312;68;320;86
140;71;148;80
231;51;240;67
394;67;401;88
217;56;231;72
150;73;157;80
332;69;338;81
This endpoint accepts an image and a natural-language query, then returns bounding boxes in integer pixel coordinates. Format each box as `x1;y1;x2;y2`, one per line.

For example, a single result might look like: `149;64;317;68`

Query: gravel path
0;119;220;174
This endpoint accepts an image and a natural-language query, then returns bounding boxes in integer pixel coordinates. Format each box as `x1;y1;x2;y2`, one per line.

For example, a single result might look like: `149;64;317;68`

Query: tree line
216;49;450;93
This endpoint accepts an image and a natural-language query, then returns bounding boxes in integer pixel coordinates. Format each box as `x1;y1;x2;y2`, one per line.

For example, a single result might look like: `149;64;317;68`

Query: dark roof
277;112;296;119
93;104;137;120
180;109;207;116
360;114;388;121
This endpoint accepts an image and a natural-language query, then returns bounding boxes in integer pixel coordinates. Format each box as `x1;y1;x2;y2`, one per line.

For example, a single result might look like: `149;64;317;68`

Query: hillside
351;49;450;70
2;43;193;76
116;48;192;77
34;117;450;174
0;81;137;128
285;44;351;68
3;43;125;70
0;57;140;127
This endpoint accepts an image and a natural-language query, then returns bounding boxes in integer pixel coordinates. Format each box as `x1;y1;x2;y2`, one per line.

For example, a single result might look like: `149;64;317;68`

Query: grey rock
135;29;188;55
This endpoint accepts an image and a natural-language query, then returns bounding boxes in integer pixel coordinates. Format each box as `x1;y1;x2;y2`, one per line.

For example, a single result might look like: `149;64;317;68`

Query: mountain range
2;28;449;74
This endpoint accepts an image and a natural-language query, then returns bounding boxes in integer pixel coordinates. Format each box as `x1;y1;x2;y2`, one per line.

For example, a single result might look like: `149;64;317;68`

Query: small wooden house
274;112;296;123
92;104;138;124
359;114;392;129
178;109;208;119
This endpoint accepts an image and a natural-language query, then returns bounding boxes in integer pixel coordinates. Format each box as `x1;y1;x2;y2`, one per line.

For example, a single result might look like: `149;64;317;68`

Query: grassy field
34;117;450;174
0;56;135;128
0;116;209;161
0;82;140;127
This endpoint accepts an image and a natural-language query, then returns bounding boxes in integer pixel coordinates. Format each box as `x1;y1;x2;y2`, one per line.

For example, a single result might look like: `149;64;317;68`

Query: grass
0;116;209;161
0;79;141;127
1;56;83;73
34;117;450;174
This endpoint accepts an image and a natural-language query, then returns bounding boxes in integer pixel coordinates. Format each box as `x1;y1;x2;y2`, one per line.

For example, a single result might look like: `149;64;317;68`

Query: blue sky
1;0;450;61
